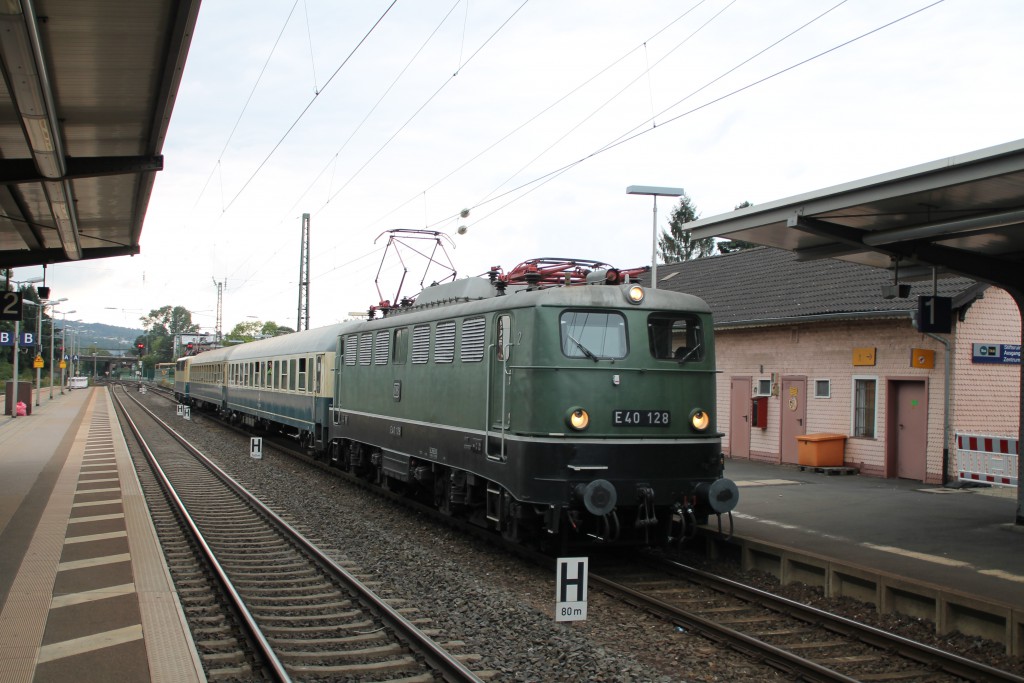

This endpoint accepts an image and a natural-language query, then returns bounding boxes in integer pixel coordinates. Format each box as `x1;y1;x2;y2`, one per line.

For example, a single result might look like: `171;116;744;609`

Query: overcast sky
23;0;1024;333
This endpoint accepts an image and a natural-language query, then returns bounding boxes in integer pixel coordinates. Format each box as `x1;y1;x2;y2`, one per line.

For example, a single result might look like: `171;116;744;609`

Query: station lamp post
48;304;70;399
58;310;76;394
23;297;67;405
626;185;684;290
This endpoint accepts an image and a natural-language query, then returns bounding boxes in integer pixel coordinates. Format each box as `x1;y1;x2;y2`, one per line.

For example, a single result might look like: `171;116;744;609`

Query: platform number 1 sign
555;557;588;622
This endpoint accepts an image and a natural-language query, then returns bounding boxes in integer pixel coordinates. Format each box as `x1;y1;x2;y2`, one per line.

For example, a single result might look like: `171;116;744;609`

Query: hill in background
58;321;144;356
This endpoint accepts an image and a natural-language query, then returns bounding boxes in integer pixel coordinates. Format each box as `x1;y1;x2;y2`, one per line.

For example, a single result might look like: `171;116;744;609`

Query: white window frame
813;378;831;399
851;375;878;438
754;378;772;397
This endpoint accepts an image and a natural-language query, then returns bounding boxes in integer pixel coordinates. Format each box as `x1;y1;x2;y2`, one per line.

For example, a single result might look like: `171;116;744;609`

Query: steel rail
112;387;291;682
652;555;1024;683
116;385;485;683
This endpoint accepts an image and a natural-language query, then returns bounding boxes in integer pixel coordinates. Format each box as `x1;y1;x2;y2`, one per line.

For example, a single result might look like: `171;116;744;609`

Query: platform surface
724;457;1024;609
0;387;204;683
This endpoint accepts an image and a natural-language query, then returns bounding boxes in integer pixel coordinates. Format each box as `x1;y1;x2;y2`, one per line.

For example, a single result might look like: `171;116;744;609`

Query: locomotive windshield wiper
566;333;600;362
676;342;702;363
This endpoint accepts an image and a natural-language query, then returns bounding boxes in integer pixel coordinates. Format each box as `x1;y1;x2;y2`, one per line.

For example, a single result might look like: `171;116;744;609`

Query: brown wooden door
780;376;807;464
894;380;928;480
729;377;752;458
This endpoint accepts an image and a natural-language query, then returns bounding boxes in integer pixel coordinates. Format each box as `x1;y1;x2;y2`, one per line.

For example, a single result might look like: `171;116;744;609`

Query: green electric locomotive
178;258;738;548
326;259;737;547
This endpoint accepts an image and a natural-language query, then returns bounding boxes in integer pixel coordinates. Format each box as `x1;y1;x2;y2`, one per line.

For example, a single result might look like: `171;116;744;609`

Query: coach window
280;360;288;390
289;359;297;391
560;310;627;360
308;357;314;391
315;355;322;393
255;361;262;388
298;358;307;391
496;314;511;361
392;327;408;364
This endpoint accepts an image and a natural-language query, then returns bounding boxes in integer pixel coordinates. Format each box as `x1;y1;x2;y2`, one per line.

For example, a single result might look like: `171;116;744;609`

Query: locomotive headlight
690;408;710;432
566;407;590;431
626;285;645;304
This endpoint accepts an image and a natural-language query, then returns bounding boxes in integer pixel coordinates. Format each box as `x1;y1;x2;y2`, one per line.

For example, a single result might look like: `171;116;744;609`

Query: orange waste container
796;433;847;467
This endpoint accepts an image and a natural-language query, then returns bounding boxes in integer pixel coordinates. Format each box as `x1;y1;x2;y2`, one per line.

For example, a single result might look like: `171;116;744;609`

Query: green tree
225;320;264;345
717;201;760;254
140;306;200;363
224;320;294;345
658;191;715;264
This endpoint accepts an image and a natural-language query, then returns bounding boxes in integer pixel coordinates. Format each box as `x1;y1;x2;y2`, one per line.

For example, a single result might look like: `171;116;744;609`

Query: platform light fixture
627;185;684;290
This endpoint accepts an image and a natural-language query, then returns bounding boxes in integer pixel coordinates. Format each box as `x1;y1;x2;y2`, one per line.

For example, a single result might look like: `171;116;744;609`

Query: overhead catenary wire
228;0;528;296
354;0;713;235
227;0;468;291
212;0;946;328
221;0;401;216
426;0;943;233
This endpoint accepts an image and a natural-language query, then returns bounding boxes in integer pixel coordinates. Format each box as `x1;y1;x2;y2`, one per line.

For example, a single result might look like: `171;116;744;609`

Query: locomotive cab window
649;314;704;362
560;310;627;360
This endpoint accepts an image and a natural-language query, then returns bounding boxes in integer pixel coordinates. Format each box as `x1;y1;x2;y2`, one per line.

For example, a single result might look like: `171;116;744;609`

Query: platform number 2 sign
0;291;23;321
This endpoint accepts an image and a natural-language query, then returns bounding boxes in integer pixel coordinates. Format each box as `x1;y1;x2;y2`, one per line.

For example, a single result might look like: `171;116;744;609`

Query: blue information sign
972;343;1021;364
0;331;35;346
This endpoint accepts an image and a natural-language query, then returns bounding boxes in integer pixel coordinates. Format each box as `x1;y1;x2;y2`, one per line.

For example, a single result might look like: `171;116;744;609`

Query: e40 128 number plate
613;410;670;426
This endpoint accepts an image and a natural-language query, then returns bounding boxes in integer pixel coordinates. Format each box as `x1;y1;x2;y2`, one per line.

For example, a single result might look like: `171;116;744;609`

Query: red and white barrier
955;433;1018;487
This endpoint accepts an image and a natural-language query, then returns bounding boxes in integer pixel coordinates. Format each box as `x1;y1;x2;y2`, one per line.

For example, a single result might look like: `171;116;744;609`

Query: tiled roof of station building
648;247;983;327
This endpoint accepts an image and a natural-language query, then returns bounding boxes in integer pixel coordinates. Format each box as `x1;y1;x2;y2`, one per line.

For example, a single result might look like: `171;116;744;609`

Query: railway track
590;553;1024;683
132;381;1024;680
111;385;488;682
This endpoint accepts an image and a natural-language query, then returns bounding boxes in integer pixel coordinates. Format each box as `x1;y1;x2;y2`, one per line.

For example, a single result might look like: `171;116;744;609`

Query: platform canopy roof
685;139;1024;295
0;0;202;269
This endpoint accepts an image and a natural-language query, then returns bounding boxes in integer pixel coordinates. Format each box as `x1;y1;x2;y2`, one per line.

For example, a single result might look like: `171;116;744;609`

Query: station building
655;246;1021;484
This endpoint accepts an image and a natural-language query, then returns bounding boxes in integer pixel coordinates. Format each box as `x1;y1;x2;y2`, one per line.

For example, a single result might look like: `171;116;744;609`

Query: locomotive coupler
634;486;657;528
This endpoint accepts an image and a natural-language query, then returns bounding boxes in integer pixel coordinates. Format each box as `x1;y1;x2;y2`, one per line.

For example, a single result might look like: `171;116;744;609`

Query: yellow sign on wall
911;348;935;369
852;347;876;366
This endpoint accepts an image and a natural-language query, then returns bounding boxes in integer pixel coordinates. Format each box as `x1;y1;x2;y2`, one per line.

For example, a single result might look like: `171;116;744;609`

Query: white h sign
250;437;263;460
555;556;588;622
